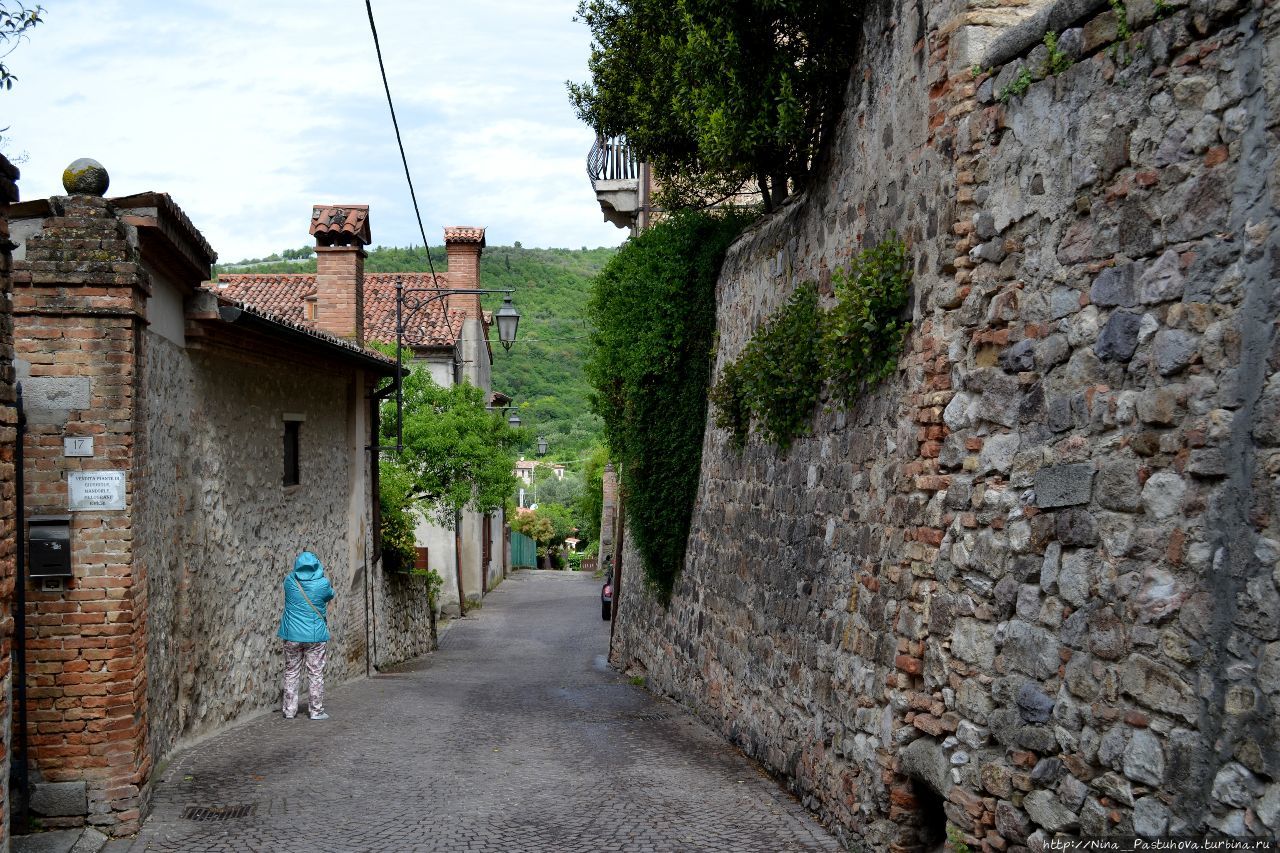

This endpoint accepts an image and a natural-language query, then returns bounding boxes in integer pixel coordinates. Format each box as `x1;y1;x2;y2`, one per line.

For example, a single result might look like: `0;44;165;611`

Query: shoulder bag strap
293;575;327;626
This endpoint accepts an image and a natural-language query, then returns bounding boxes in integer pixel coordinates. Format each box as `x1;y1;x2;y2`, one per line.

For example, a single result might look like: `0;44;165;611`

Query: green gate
510;531;537;568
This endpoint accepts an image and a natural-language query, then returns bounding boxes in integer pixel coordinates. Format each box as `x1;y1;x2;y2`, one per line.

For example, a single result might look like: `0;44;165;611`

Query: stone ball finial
62;158;110;196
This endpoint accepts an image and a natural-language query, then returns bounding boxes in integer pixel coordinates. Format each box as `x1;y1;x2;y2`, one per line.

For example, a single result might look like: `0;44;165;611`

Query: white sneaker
309;712;330;721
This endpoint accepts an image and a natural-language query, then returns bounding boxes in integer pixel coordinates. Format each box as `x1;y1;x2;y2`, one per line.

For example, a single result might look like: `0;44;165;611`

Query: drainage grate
182;804;256;822
632;712;672;722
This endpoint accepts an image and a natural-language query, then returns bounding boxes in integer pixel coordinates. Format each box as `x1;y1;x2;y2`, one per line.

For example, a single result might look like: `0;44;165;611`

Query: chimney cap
444;225;486;248
311;205;371;247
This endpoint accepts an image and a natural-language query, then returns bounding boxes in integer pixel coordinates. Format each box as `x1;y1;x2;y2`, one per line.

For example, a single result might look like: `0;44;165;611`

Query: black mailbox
28;515;72;578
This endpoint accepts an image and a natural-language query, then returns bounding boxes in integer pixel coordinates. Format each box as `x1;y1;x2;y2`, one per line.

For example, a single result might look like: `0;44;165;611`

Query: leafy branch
1;3;44;91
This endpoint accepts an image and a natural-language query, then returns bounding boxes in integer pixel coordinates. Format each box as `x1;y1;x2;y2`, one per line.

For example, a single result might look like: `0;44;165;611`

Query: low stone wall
612;0;1279;847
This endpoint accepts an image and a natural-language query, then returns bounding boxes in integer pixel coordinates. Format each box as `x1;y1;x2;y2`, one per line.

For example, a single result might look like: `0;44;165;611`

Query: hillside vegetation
214;243;616;458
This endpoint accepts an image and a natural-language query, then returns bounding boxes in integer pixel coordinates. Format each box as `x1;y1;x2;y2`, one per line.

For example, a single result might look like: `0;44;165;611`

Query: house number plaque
63;437;94;457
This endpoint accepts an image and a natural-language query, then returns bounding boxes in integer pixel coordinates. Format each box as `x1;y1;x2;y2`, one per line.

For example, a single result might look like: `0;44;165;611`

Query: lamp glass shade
508;413;521;428
495;294;520;351
537;436;547;456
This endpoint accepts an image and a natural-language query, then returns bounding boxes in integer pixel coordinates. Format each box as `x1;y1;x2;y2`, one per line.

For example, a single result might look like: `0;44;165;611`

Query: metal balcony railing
587;135;639;182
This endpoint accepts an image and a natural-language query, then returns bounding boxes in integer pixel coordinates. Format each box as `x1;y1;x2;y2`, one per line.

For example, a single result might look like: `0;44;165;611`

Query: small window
283;420;301;486
306;301;317;321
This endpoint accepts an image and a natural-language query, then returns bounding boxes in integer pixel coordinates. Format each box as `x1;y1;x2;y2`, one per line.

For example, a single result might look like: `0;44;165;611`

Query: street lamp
507;412;521;429
387;282;522;453
494;294;520;352
537;436;548;456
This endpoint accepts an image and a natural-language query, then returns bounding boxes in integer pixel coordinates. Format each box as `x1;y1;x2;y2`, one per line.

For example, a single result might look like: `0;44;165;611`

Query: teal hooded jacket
277;551;336;643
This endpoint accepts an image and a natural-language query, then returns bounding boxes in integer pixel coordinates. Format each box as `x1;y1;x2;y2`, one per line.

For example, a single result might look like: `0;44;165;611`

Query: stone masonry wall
1;153;20;849
138;334;375;764
611;0;1279;848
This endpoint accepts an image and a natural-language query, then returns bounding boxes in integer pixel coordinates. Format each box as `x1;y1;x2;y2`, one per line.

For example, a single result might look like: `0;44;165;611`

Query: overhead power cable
364;0;439;280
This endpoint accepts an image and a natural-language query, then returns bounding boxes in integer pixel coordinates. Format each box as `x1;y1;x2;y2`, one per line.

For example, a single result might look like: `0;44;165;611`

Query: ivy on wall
585;209;755;600
712;236;912;449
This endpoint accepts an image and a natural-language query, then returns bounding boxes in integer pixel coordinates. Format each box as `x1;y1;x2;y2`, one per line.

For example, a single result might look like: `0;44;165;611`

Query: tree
379;365;523;527
1;2;43;90
569;0;861;212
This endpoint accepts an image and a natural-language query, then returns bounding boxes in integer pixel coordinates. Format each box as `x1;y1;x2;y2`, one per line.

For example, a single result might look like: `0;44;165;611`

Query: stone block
1089;263;1138;307
1023;789;1079;833
10;829;84;853
952;618;996;669
1034;463;1094;508
1123;728;1166;785
1133;796;1169;837
1056;509;1098;547
1137;387;1183;425
1096;461;1142;511
1121;655;1197;722
30;780;88;817
978;433;1020;475
1141;471;1186;519
1138;250;1185;304
1016;682;1055;723
901;736;950;796
1153;328;1198;375
19;375;92;411
1095;310;1143;361
1002;619;1061;679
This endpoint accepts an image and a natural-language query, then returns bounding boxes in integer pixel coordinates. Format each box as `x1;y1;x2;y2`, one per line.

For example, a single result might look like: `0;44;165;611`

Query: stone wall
611;0;1279;847
137;335;381;764
0;153;20;849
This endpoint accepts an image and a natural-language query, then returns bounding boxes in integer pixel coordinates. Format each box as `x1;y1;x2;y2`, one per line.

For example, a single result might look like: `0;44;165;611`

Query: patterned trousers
282;641;327;718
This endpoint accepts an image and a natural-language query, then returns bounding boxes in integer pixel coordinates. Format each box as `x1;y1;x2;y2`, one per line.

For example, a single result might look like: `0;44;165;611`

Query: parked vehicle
601;579;613;620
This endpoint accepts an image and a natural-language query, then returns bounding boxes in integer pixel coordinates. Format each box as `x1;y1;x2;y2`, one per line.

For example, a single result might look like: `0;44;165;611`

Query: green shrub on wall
713;235;912;449
709;282;823;450
822;237;913;404
585;209;755;600
379;459;419;573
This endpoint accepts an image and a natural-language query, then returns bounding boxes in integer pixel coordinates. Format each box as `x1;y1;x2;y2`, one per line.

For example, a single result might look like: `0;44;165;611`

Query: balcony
587;136;642;231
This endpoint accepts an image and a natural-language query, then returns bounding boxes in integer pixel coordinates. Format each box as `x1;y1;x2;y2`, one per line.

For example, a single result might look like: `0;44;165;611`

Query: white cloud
3;0;627;260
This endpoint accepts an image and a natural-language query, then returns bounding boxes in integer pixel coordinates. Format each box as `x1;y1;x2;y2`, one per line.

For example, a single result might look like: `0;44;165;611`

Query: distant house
515;458;538;485
217;212;506;614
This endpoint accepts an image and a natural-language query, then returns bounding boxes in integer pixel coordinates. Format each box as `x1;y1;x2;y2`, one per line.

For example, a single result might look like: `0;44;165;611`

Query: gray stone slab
1034;463;1094;508
12;829;82;853
29;781;87;817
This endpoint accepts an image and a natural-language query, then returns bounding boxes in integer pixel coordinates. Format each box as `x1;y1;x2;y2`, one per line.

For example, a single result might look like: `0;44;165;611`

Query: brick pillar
444;226;485;320
314;246;365;343
0;153;20;848
308;205;371;345
12;194;151;835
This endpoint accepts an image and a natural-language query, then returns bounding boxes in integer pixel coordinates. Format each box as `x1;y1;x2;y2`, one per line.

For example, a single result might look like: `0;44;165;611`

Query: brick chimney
310;205;371;343
444;226;485;320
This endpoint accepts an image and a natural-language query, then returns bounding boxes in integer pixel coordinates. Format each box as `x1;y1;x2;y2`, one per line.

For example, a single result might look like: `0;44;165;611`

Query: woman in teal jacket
278;551;336;720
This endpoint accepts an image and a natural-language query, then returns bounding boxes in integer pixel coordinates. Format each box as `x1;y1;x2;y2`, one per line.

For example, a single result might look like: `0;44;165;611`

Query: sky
1;0;627;261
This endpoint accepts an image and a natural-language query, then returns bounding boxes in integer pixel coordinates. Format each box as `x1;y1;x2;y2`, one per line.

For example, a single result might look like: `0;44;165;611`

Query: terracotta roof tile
215;272;466;348
208;291;396;369
310;205;371;246
216;274;315;325
443;226;485;246
364;273;466;348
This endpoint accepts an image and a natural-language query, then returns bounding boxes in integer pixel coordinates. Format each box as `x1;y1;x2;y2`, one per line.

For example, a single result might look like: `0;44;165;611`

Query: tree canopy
569;0;862;211
379;366;523;527
1;2;42;90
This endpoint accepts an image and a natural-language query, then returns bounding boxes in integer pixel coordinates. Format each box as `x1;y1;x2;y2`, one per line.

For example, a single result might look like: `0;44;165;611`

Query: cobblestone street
125;570;842;852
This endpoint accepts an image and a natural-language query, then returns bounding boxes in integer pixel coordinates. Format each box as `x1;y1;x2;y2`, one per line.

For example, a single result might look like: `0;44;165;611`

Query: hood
292;551;325;580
